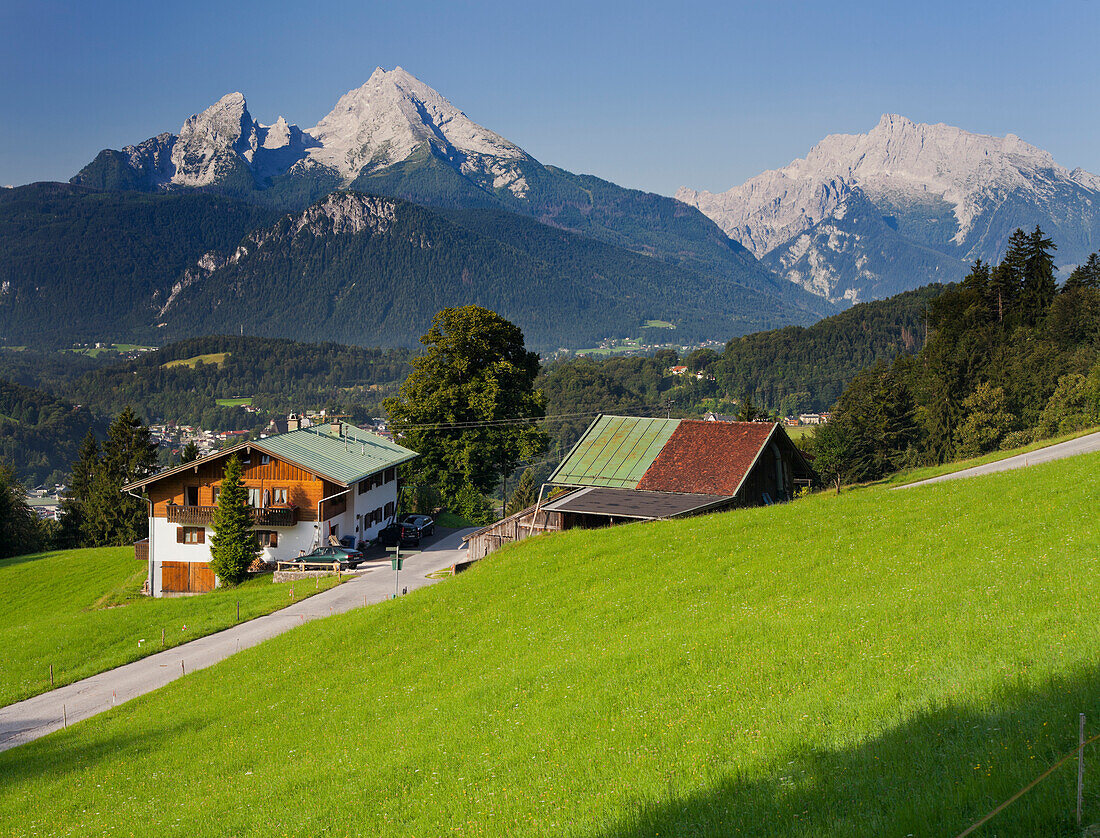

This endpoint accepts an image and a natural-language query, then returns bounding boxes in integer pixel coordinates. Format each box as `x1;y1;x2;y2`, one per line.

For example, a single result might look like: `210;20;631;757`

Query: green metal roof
254;424;417;487
548;415;681;489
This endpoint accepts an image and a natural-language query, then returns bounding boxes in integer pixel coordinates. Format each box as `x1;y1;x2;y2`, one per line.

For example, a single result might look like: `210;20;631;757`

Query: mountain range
677;114;1100;303
3;68;1095;352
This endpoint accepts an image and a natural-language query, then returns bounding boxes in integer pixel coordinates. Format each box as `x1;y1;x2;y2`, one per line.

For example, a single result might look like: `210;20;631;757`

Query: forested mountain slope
0;184;278;347
155;192;805;350
0;379;104;486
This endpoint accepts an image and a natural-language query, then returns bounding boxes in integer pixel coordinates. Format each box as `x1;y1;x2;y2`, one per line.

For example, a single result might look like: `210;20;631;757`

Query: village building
466;414;816;559
123;421;416;596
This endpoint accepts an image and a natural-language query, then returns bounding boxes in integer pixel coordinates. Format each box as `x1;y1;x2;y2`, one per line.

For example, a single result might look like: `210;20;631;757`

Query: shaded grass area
1;454;1099;835
434;510;476;528
0;548;342;707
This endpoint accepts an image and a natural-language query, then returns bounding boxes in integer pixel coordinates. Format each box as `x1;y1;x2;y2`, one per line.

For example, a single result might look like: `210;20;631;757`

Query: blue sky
2;0;1097;196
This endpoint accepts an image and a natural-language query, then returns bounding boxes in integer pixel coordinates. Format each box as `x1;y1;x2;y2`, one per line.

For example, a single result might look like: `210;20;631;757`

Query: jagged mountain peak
677;115;1088;259
304;66;527;187
678;115;1100;307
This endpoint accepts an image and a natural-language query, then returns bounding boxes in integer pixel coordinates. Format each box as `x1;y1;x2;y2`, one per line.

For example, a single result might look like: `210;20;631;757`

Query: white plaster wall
350;481;398;542
267;522;321;560
151;517;212;564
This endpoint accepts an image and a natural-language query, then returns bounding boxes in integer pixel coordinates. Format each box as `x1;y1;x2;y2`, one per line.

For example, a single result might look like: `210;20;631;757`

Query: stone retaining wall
273;569;341;583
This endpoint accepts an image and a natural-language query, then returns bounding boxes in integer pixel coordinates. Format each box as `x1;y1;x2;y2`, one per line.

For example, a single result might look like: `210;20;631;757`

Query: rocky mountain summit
70;68;833;327
678;115;1100;303
72;67;532;198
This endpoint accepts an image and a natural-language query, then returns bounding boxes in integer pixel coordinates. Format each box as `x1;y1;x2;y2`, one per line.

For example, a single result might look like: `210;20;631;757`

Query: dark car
376;522;402;547
299;544;363;569
376;515;434;548
398;514;435;545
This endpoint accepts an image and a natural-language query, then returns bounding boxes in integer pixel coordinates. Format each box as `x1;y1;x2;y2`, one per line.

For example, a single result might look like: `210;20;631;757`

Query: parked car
376;522;402;547
298;544;363;569
399;514;435;542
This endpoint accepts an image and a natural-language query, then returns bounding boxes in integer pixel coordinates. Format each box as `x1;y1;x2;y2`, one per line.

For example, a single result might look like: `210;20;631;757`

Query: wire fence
955;716;1100;837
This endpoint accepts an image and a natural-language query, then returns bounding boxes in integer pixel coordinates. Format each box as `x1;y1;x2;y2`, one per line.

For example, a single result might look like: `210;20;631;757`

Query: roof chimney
286;415;300;432
331;420;342;436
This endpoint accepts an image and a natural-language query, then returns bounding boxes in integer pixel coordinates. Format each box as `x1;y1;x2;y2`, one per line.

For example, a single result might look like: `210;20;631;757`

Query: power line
386;403;662;433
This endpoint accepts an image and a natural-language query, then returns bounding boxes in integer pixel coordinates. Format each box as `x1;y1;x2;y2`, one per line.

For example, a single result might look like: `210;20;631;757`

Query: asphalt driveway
895;431;1100;489
0;526;476;753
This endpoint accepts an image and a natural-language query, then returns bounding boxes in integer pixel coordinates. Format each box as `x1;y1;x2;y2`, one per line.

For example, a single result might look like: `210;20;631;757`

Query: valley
3;28;1099;836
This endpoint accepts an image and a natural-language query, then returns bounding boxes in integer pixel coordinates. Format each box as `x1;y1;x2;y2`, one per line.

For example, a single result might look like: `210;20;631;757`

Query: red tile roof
636;420;775;496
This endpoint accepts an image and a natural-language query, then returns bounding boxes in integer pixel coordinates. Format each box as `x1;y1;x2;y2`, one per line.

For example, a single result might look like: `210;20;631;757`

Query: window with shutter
180;527;204;544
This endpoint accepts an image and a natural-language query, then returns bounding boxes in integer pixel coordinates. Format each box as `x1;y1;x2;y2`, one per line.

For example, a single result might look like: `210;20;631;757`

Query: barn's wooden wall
466;509;564;560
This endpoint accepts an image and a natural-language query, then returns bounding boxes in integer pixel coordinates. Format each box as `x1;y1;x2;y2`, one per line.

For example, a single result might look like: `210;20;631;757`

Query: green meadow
0;548;342;707
1;454;1098;835
162;351;229;369
215;397;253;407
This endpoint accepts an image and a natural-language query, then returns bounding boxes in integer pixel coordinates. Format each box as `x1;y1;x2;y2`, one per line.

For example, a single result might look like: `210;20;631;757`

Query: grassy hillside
1;456;1098;835
0;548;343;707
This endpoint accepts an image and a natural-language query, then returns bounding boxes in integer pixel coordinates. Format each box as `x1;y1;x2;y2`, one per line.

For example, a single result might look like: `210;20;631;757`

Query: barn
464;415;816;558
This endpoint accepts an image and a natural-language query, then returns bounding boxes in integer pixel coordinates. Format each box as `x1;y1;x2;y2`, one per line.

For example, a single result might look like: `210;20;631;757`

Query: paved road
895;431;1100;490
0;527;475;753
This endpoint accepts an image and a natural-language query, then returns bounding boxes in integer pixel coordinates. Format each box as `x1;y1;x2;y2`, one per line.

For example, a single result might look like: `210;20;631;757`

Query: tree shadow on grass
0;550;57;571
0;718;191;791
596;666;1100;838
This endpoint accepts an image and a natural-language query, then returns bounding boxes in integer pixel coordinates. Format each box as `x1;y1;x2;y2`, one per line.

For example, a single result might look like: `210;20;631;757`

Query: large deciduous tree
385;306;548;521
208;455;257;585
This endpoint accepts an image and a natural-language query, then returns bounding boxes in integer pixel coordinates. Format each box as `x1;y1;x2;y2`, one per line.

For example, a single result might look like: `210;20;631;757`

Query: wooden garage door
162;561;216;593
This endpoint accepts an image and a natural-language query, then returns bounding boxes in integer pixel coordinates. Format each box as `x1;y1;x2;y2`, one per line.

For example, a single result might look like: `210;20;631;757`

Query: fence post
1079;713;1086;827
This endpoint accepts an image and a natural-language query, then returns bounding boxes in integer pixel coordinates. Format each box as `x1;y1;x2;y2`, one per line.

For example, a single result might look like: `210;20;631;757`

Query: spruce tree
505;468;539;515
83;407;157;546
1021;225;1057;322
57;430;99;548
1064;252;1100;291
208;455;257;585
179;442;199;464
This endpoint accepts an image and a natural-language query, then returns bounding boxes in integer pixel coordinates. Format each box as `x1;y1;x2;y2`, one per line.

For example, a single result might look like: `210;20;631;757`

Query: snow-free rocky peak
304;67;529;194
677;114;1093;257
74;68;531;197
677;114;1100;304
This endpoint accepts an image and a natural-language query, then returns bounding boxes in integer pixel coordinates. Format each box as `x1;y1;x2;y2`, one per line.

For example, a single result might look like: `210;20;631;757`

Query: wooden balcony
166;503;298;527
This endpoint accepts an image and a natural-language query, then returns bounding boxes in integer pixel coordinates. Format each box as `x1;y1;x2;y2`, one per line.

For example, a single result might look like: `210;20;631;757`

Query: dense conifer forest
813;228;1100;487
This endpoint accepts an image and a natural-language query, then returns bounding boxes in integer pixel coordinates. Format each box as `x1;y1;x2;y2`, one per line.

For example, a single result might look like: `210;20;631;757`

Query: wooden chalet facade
123;421;416;596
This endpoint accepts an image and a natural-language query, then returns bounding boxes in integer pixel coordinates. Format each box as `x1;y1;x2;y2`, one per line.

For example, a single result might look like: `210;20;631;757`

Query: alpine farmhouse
123;421;417;596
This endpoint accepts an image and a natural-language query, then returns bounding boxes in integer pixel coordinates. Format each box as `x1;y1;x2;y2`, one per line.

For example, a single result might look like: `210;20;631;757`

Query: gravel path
0;527;476;753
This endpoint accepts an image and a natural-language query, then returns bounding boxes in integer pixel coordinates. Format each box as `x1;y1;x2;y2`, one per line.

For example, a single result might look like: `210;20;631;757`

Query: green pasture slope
0;548;342;707
2;455;1100;836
